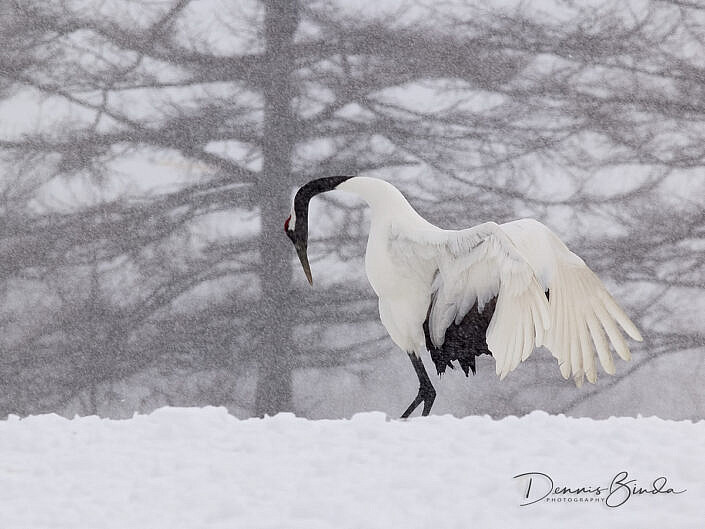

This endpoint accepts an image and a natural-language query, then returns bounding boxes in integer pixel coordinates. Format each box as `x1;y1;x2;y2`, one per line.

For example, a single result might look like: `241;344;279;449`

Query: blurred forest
0;0;703;420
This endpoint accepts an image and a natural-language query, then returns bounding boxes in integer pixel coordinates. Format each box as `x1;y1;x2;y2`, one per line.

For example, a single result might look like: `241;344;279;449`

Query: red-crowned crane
284;176;643;417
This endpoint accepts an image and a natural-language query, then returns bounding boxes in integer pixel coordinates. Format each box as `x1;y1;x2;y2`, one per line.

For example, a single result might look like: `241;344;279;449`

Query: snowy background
2;1;704;527
0;0;704;421
1;408;703;528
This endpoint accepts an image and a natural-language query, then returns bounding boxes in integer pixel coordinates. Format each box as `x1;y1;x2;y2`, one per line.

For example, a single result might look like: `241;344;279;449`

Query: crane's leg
401;353;436;418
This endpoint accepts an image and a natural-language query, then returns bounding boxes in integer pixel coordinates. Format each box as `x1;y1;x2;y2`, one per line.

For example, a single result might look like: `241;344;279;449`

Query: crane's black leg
401;353;436;418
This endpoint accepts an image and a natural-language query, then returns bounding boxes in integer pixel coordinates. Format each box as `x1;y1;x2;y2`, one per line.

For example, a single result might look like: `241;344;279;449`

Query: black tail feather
424;297;497;378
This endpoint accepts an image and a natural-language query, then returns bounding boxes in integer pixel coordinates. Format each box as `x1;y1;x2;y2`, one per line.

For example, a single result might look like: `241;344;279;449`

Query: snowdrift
0;407;702;528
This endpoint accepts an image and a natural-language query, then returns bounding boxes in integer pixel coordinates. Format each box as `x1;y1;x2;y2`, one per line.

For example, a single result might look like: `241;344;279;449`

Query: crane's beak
287;176;353;287
295;240;313;286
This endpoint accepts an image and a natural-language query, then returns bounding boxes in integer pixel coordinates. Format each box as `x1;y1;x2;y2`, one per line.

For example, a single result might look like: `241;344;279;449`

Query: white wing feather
500;219;643;386
390;222;550;380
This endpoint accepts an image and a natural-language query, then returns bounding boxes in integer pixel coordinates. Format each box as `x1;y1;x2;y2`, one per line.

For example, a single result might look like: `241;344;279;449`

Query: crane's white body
337;177;642;386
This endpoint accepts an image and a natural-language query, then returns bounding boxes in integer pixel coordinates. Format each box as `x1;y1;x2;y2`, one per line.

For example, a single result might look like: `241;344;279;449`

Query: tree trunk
254;0;300;416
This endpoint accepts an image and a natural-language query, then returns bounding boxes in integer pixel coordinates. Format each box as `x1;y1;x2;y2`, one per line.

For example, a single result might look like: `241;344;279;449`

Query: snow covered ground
0;408;703;528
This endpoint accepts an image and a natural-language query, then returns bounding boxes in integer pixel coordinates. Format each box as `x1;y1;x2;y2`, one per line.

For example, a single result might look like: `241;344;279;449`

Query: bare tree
0;0;703;419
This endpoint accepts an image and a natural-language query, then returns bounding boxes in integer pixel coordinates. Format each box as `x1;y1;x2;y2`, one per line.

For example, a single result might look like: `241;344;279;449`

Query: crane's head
285;176;353;286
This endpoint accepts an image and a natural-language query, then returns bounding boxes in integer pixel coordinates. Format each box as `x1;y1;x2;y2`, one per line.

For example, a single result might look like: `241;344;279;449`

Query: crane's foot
400;353;437;418
401;382;436;418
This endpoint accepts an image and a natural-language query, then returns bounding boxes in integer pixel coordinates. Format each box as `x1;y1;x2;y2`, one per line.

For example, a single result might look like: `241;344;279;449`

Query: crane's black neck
290;176;353;242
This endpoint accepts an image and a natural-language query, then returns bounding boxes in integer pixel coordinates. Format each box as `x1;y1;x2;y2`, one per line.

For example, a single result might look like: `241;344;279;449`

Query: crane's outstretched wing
500;219;643;386
389;221;550;380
